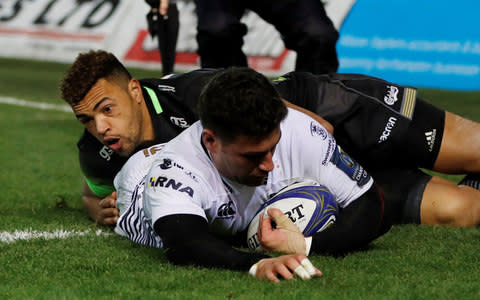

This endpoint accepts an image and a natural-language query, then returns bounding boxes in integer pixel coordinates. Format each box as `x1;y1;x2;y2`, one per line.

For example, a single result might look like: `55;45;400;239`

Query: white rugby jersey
140;108;373;240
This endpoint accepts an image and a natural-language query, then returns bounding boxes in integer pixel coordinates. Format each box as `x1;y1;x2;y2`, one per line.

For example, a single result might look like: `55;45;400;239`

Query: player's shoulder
114;144;165;189
282;108;330;138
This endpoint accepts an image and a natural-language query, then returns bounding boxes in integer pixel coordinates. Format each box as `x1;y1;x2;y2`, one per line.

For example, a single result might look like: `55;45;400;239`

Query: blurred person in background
156;0;339;74
145;0;179;75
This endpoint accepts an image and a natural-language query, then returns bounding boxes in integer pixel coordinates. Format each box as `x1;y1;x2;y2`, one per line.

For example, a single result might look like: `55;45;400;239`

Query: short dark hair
60;49;132;106
198;67;287;143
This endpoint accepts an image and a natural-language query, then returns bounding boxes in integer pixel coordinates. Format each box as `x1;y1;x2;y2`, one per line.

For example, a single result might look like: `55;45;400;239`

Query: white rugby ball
247;181;338;252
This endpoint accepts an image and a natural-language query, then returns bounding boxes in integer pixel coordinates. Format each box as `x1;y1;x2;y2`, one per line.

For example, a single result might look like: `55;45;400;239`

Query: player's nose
258;152;274;172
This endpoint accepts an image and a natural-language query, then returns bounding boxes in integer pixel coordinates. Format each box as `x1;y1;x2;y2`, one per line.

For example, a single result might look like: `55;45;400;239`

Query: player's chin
112;145;135;157
241;175;268;186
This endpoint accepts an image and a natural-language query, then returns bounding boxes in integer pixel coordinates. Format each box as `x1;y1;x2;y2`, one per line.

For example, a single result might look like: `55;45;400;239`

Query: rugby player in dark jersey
60;50;480;229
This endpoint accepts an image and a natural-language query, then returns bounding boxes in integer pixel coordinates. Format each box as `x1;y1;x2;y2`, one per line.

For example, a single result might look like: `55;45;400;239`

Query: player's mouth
105;138;122;151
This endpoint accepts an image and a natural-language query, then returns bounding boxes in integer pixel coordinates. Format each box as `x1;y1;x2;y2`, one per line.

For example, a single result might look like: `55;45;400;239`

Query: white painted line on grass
0;96;72;113
0;229;112;244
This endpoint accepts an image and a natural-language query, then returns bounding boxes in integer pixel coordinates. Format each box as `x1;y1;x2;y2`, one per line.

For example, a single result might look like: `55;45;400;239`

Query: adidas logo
425;129;437;152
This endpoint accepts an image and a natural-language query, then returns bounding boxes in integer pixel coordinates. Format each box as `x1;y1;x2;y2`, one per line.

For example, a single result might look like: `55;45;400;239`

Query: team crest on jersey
149;176;194;197
330;146;370;187
310;121;328;140
159;158;184;170
217;200;236;218
384;85;399;105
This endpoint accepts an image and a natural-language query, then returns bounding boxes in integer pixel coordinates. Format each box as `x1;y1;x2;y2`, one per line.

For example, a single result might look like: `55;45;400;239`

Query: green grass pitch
0;56;479;299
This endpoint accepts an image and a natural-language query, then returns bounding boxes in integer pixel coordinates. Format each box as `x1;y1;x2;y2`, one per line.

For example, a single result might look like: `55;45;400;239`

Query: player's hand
96;191;119;226
159;0;169;16
258;208;306;254
251;254;322;283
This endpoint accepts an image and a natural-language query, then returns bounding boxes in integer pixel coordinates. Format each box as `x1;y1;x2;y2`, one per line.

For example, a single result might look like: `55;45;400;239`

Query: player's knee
433;196;480;227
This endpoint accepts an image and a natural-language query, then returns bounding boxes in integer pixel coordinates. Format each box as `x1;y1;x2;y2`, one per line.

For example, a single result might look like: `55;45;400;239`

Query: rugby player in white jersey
114;68;396;282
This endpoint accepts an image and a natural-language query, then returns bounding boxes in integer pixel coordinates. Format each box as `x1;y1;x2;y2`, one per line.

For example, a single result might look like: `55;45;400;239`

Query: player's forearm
310;185;391;255
154;214;268;270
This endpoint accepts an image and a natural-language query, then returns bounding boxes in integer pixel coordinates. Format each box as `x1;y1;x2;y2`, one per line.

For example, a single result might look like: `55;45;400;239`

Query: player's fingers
100;207;119;219
265;271;280;283
293;264;311;280
301;258;322;277
266;207;284;220
102;215;118;226
275;264;294;280
258;212;274;236
99;197;116;208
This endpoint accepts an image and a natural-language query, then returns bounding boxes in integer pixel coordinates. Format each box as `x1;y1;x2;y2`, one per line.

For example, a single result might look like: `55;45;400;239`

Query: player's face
73;78;152;157
208;127;281;186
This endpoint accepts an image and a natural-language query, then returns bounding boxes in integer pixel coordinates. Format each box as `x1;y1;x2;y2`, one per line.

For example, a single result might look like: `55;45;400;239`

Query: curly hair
60;50;132;106
198;67;287;142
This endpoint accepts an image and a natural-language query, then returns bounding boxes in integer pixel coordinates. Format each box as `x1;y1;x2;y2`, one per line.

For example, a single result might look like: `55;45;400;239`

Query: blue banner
337;0;480;90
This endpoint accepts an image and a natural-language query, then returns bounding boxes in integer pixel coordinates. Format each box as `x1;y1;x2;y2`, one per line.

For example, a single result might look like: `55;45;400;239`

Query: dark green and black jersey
79;69;445;197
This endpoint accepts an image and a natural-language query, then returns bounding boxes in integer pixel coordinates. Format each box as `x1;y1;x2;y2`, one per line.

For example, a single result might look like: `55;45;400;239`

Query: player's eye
102;105;113;114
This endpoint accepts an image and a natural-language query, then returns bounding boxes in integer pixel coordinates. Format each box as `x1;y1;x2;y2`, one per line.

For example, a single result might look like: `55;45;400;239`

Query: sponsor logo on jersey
148;176;194;197
158;158;184;170
384;85;399;105
184;171;198;182
425;129;437;152
170;116;190;128
310;121;328;140
157;84;175;93
378;116;398;143
142;145;164;157
322;138;336;166
217;201;236;218
330;146;370;187
99;146;114;161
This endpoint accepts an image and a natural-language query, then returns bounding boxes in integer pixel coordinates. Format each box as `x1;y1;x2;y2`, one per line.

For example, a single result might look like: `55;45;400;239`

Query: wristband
305;237;312;256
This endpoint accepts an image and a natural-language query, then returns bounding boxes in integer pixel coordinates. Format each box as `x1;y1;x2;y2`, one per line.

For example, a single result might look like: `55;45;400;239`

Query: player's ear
128;79;142;103
201;129;219;154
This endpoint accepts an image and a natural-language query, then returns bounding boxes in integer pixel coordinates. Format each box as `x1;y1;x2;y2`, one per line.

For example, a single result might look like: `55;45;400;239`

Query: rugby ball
247;181;338;252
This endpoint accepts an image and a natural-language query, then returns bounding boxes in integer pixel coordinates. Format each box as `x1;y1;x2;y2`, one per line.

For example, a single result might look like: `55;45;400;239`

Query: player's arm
308;184;390;254
283;99;334;134
259;184;391;255
154;214;321;282
82;181;119;226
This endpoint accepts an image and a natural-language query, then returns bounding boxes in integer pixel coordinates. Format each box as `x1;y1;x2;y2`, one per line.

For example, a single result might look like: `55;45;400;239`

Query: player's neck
141;101;155;142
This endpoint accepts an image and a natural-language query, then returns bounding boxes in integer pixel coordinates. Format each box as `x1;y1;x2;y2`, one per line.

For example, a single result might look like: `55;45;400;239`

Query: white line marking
0;229;112;244
0;96;72;113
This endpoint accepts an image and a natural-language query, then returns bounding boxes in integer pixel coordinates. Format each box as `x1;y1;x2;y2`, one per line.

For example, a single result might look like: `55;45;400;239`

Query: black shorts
330;82;446;172
372;168;432;225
